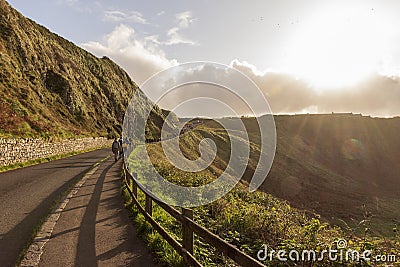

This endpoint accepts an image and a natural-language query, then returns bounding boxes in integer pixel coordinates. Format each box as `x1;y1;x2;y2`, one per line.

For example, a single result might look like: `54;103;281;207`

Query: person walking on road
118;138;123;158
112;138;120;162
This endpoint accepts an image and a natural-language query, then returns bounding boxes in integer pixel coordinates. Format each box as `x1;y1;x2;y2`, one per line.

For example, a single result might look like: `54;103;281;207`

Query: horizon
178;112;400;120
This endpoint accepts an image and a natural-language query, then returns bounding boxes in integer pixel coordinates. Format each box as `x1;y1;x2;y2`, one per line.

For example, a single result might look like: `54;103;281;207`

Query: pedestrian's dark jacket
112;140;119;153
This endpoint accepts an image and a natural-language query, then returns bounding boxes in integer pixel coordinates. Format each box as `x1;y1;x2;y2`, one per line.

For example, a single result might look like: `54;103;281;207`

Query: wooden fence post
182;208;194;254
145;195;153;216
131;172;138;199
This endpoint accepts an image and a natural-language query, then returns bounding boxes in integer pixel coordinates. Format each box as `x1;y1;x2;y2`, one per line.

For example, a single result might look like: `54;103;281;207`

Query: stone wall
0;137;111;166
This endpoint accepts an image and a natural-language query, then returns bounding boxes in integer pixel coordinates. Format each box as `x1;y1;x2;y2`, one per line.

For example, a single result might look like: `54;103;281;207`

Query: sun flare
284;4;393;90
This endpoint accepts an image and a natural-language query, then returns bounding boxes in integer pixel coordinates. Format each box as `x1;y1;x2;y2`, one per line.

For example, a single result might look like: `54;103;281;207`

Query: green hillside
191;114;400;236
126;115;400;266
0;0;166;138
262;114;400;236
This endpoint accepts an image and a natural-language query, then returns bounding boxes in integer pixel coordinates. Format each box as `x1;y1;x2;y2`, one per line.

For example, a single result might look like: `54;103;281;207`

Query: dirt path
33;158;158;267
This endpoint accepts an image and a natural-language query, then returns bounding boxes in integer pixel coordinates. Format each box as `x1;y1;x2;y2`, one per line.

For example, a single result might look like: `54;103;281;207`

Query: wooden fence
122;163;265;267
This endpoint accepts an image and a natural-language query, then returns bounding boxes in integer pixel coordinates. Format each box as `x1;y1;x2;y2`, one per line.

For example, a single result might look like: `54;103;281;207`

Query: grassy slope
126;117;400;266
0;0;167;139
202;115;400;236
262;115;400;236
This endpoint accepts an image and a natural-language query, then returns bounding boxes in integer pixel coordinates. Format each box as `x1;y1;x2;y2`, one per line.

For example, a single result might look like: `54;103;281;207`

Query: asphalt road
0;149;111;266
38;158;158;267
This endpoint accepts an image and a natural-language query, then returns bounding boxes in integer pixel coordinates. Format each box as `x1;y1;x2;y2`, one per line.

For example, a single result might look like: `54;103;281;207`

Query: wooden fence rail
122;162;265;267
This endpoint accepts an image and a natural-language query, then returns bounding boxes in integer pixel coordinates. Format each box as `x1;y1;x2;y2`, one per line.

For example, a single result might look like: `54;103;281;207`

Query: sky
7;0;400;117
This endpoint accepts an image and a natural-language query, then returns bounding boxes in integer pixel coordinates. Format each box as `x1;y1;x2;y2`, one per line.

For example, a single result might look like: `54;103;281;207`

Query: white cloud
104;10;147;24
145;35;162;45
164;11;197;46
137;11;197;46
81;24;177;85
81;24;400;117
165;27;196;45
153;59;400;117
176;11;194;28
231;60;400;117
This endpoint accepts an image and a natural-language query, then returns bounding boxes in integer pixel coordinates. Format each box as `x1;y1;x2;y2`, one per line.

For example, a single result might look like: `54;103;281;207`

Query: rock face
0;0;166;138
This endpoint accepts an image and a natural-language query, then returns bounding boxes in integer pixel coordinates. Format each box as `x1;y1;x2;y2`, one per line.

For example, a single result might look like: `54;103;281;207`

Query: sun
284;4;392;90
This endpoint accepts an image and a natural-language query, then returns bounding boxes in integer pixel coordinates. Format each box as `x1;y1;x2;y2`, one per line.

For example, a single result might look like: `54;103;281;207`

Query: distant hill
212;114;400;235
264;114;400;235
132;114;400;266
0;0;166;138
158;114;400;236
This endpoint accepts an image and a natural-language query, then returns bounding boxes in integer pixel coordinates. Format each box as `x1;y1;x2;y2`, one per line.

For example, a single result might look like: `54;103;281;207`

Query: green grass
123;175;400;266
121;182;185;266
122;122;400;266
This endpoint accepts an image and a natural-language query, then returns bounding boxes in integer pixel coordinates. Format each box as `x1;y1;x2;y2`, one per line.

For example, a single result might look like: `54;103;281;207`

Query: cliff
0;0;165;138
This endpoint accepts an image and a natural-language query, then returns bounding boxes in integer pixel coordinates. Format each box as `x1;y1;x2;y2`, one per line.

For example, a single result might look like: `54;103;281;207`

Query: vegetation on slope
0;0;167;138
125;117;400;266
261;114;400;236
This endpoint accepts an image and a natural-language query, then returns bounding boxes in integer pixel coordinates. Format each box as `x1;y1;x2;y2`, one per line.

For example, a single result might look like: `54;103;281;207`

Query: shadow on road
75;163;113;266
0;169;89;266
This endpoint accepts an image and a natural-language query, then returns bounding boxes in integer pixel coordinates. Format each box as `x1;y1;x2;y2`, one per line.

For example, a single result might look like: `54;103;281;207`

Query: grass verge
121;181;185;267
